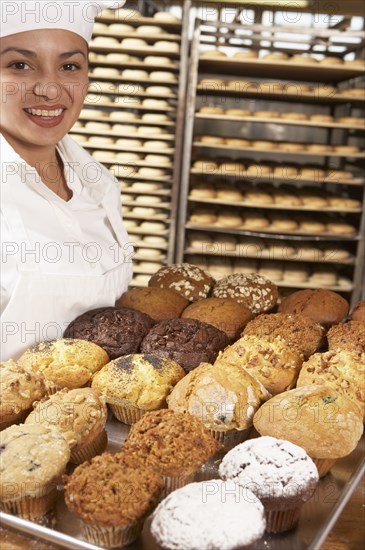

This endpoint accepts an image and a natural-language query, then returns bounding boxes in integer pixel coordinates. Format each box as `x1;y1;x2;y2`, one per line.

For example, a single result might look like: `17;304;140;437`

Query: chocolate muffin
148;263;215;302
140;318;229;372
351;299;365;322
116;287;189;321
242;313;325;359
64;307;155;359
278;289;349;328
212;273;278;314
327;321;365;353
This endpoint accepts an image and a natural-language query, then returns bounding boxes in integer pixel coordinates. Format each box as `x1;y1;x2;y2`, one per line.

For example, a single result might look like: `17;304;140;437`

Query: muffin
181;297;252;341
167;361;269;451
63;452;163;548
25;388;108;464
219;436;319;533
297;350;365;421
18;339;109;389
253;385;363;476
0;423;70;520
212;273;278;313
278;289;349;328
351;299;365;322
148;263;215;302
64;307;155;359
140;318;229;373
0;360;48;430
92;354;185;424
116;287;189;321
216;335;303;395
150;480;266;550
327;320;365;353
242;313;326;359
120;409;221;497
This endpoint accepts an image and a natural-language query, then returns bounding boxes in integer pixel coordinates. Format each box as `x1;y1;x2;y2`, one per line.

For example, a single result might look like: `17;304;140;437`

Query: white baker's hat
0;1;126;42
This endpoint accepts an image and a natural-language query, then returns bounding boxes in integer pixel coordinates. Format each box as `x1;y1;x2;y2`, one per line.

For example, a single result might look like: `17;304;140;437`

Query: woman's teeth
25;108;64;117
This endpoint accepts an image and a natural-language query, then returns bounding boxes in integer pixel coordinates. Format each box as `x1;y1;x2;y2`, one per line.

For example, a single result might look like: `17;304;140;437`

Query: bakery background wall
70;0;365;306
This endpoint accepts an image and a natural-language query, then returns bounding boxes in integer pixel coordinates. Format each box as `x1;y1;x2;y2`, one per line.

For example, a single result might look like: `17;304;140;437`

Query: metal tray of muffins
1;416;364;550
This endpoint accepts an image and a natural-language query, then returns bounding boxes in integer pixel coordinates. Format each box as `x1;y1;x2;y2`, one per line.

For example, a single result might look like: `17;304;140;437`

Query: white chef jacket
0;134;133;360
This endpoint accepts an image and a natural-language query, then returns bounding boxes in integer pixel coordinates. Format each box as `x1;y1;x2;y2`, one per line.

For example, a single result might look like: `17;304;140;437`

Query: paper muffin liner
210;426;252;453
71;428;108;464
110;403;147;424
265;505;302;533
161;473;195;500
82;518;143;548
311;457;337;478
0;486;58;521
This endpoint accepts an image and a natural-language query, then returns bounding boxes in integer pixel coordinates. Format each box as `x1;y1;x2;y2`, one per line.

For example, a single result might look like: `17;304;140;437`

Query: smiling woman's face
0;29;89;154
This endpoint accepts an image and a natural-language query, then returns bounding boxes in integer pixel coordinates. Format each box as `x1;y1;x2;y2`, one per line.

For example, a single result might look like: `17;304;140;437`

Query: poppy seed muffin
219;436;319;533
278;289;349;327
140;318;229;372
91;354;185;424
351;299;365;322
0;360;48;430
212;273;278;313
64;307;155;359
18;339;109;389
327;320;365;353
181;297;252;341
148;263;215;302
150;480;266;550
242;312;325;359
116;287;189;321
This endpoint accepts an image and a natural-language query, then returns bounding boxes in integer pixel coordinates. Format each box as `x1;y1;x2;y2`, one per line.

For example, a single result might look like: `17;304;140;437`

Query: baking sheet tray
1;417;364;550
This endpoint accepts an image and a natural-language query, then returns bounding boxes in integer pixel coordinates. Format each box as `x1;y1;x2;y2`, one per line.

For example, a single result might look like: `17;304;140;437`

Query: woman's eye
10;61;30;70
62;63;80;71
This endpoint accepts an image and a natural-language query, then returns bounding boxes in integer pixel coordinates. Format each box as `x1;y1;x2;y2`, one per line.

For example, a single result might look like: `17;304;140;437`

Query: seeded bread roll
279;289;349;328
116;287;189;321
64;307;155;360
148;263;215;302
327;320;365;353
212;273;278;314
141;318;229;373
181;297;252;341
297;350;365;421
242;312;325;359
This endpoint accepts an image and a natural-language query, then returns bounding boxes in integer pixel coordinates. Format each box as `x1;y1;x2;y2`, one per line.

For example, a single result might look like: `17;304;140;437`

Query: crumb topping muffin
0;360;48;428
278;289;349;327
121;410;221;477
148;263;215;302
140;318;229;373
327;321;365;353
212;273;278;313
216;335;303;395
242;312;325;359
18;339;109;389
116;287;189;321
297;350;365;420
351;299;365;322
150;480;266;550
64;307;155;359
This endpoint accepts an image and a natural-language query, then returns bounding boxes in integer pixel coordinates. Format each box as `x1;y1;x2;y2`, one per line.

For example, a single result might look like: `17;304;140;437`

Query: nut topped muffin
327;320;365;353
64;307;155;359
0;360;48;430
148;263;215;302
92;354;185;424
116;287;189;321
278;289;349;327
0;423;70;520
18;339;109;389
216;335;303;395
140;318;229;373
219;436;319;533
242;312;325;359
25;388;108;463
212;273;278;313
63;452;163;548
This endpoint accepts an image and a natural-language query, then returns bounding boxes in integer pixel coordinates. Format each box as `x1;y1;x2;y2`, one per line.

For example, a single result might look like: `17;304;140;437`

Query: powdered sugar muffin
216;335;303;395
219;436;319;533
148;263;215;302
150;480;266;550
212;273;278;313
